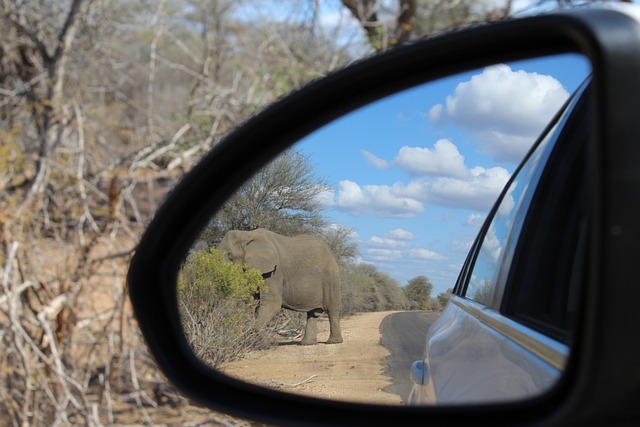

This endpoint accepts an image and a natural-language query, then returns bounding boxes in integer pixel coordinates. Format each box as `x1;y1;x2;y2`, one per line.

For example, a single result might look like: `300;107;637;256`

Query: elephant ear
243;231;278;277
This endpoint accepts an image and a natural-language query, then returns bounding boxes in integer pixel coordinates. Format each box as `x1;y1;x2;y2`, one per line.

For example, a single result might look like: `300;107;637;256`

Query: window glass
503;89;588;340
464;114;562;305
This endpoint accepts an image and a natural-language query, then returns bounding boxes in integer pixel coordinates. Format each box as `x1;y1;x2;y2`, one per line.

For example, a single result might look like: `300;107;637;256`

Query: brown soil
221;311;403;405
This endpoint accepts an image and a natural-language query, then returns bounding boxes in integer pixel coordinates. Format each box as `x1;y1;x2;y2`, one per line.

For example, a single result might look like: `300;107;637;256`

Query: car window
502;88;589;342
462;99;568;307
462;80;588;343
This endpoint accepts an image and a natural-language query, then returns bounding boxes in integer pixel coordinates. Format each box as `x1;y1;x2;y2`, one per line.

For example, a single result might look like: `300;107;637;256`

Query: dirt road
221;311;404;405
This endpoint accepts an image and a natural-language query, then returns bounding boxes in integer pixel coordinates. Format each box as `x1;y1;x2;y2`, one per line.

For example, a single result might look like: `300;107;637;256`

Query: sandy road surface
221;311;403;405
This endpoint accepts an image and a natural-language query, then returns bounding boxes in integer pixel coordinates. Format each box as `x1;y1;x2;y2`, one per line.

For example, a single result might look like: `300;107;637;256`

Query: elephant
218;228;343;345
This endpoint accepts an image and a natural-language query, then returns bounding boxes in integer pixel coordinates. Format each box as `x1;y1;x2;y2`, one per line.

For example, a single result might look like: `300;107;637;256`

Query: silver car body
410;297;567;404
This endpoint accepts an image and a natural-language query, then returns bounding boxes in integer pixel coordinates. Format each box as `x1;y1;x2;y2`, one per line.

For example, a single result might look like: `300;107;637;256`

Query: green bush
177;247;270;367
404;276;434;310
340;262;408;315
178;247;265;301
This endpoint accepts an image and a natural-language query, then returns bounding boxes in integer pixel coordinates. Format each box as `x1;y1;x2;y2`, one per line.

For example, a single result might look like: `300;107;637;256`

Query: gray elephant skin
218;228;343;345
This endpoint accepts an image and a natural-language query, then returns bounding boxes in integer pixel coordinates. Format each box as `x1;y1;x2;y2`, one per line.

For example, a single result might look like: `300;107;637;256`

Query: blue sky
294;54;590;295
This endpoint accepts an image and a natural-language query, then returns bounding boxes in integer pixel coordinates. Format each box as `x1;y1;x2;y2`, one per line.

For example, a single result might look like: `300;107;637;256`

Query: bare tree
1;0;91;209
321;225;359;263
202;150;330;245
340;0;515;52
341;0;417;51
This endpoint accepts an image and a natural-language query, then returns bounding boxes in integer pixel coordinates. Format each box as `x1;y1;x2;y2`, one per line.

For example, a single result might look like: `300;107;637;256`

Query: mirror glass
177;54;590;405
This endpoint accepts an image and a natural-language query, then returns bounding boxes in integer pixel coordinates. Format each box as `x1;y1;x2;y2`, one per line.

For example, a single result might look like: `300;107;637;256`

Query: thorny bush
177;247;273;367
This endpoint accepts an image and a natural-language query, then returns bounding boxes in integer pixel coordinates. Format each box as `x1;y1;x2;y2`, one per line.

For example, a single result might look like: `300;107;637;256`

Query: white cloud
479;223;502;268
368;229;416;249
326;129;515;217
452;240;473;253
325;141;509;216
428;103;443;123
497;182;516;218
395;139;468;178
316;188;336;207
474;131;538;163
370;236;408;248
405;248;446;260
367;248;403;261
391;164;509;211
365;247;445;262
328;180;424;218
449;263;464;273
465;213;486;227
363;228;445;264
361;149;391;169
427;166;510;210
432;64;569;163
386;228;415;240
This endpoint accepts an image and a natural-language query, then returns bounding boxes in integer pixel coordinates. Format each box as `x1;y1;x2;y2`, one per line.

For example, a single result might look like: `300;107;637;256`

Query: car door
409;78;590;405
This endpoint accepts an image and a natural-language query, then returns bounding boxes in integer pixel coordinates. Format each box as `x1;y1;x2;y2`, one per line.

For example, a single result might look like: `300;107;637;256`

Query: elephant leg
301;309;321;345
326;308;343;344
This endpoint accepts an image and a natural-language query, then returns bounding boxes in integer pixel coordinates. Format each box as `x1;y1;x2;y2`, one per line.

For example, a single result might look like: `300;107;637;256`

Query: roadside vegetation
177;247;271;367
179;148;454;367
0;1;571;425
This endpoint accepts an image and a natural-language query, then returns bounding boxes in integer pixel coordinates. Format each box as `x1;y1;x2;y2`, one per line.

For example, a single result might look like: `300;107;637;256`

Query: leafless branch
271;375;317;388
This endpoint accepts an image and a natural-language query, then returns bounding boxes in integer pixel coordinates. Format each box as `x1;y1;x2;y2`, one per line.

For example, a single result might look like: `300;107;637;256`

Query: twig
37;298;84;411
87;247;136;265
146;0;168;134
0;280;36;308
272;375;317;388
2;242;34;425
129;348;155;424
74;101;100;239
132;123;191;169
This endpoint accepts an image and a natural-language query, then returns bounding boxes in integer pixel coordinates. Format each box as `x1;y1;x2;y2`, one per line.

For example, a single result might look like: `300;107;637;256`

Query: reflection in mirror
177;54;590;405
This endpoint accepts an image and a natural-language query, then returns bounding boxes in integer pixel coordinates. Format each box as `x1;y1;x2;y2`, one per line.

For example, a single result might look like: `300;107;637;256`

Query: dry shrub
0;234;162;426
179;291;275;368
177;247;273;367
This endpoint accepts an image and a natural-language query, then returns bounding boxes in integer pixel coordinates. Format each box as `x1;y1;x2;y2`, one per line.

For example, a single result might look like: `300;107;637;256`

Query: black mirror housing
128;5;640;426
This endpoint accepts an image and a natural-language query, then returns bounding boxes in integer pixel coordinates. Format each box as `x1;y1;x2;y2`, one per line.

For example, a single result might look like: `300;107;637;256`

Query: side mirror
128;5;640;426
